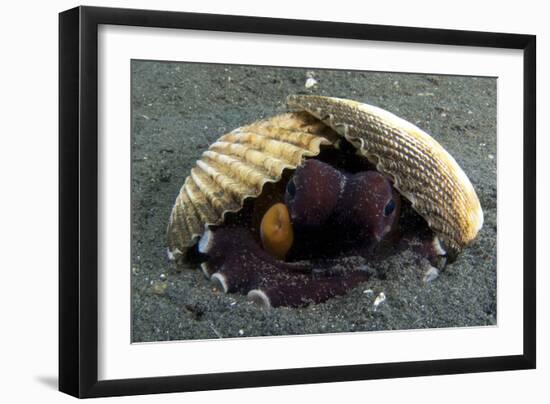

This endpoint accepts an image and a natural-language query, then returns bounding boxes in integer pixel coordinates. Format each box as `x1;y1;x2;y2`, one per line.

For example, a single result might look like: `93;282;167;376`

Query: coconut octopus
166;95;483;308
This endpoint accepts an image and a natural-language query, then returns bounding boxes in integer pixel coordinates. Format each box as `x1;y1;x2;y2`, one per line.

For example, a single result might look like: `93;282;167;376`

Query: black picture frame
59;5;536;398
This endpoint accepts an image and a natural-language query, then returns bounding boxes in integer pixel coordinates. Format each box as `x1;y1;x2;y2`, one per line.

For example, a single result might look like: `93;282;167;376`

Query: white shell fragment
373;292;387;310
423;266;440;283
305;77;318;88
363;289;374;297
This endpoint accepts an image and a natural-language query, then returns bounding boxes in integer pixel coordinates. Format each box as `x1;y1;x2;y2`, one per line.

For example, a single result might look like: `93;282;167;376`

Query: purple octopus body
198;159;445;308
284;159;401;257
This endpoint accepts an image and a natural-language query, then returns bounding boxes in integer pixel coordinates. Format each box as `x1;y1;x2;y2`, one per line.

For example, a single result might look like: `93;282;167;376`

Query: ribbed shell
287;95;483;255
167;112;337;259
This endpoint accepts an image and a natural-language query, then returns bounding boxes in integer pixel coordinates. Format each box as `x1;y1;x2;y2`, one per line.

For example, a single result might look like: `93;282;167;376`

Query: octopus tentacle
199;226;372;308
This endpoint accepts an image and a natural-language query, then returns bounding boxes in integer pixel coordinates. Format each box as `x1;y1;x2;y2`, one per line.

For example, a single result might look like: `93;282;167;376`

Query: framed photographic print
59;5;536;398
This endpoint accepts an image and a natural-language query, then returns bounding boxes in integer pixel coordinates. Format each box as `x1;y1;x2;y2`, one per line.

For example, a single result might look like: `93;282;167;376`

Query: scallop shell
166;111;338;260
287;95;483;255
168;96;483;259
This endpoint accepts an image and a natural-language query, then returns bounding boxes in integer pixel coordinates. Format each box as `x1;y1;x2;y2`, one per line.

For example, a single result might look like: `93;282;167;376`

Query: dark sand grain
131;61;496;342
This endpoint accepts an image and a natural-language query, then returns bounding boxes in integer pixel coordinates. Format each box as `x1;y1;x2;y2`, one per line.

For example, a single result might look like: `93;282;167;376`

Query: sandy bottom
131;61;497;342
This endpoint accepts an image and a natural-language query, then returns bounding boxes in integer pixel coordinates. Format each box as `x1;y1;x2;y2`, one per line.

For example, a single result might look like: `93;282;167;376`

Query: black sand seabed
131;61;497;342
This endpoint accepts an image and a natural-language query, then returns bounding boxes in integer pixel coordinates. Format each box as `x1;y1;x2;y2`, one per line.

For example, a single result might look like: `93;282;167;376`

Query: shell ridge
167;201;187;253
184;177;220;226
167;184;203;252
237;125;333;149
196;158;254;201
190;167;238;215
222;131;318;165
204;150;277;188
210;140;296;176
178;186;204;237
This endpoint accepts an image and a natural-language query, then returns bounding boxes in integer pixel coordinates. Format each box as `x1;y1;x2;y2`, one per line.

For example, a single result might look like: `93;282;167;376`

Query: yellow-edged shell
167;96;483;260
167;111;338;260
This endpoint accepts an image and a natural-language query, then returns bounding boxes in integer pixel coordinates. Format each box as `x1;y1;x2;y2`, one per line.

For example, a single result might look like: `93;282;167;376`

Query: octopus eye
286;178;296;199
383;199;396;216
